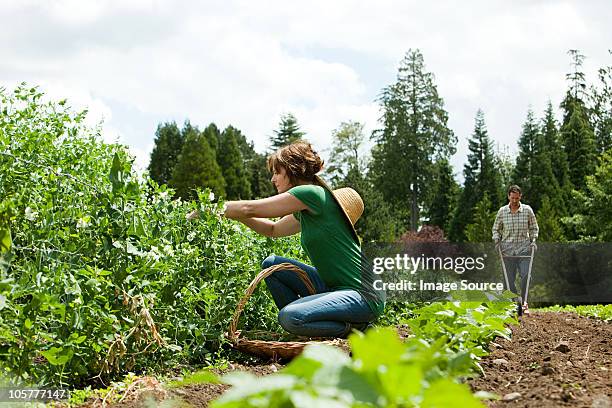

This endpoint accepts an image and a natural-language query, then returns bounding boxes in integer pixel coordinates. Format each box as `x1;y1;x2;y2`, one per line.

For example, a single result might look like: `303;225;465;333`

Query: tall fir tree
560;99;598;190
589;53;612;155
542;101;572;214
512;109;539;200
202;123;221;153
269;113;305;150
248;152;276;199
513;109;562;212
219;124;269;199
169;129;225;200
148;121;184;186
427;158;459;233
370;49;456;232
560;50;598;190
217;126;251;200
449;110;503;242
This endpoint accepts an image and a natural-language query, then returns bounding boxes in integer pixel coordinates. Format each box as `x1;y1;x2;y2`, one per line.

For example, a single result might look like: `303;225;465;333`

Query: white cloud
1;0;610;182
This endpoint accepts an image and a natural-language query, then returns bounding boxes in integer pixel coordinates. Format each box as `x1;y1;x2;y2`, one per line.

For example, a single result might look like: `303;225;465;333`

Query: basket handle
227;262;316;341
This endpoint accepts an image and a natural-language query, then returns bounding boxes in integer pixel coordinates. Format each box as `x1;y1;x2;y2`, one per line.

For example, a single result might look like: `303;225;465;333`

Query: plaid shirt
492;203;539;255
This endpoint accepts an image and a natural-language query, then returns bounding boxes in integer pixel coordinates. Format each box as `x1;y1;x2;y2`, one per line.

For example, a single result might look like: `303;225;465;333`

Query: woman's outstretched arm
238;214;300;238
224;192;309;219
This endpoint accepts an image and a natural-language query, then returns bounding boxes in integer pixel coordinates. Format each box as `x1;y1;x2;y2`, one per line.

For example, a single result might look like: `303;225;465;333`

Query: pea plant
0;85;301;386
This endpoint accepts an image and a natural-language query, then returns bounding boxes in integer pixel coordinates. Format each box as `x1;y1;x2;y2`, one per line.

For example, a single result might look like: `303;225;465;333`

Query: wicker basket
227;262;347;360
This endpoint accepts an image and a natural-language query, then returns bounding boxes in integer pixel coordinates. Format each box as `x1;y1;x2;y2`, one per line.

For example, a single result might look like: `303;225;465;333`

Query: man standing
492;185;539;315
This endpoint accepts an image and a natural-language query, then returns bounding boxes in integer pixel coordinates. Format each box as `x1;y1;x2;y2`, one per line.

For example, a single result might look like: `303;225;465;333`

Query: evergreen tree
269;113;305;150
513;109;562;212
512;109;539;200
542;101;572;212
427;158;459;233
219;124;268;199
560;50;598;190
370;49;456;232
326;121;368;186
148;121;184;186
202;123;221;152
589;53;612;155
560;99;597;190
169;129;225;200
465;195;495;243
248;152;276;199
495;144;515;191
217;126;251;200
566;149;612;241
449;110;502;242
537;195;565;242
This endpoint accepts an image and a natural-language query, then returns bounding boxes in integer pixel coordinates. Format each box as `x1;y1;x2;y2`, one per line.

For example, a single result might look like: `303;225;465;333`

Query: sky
1;0;611;180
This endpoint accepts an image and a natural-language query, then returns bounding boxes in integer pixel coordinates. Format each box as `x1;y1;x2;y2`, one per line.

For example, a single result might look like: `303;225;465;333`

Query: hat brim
314;176;361;244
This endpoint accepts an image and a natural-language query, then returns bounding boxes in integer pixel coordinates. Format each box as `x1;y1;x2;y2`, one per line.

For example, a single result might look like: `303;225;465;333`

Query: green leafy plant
210;301;516;407
0;84;303;386
537;304;612;321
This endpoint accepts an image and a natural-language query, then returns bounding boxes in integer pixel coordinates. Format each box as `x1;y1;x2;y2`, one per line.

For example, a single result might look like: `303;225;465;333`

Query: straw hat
314;176;364;243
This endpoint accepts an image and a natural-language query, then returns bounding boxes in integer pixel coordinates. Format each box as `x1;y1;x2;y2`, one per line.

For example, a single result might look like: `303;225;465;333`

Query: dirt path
470;311;611;407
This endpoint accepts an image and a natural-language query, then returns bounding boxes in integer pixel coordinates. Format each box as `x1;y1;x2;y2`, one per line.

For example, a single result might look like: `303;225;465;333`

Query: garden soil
90;312;610;407
470;311;611;408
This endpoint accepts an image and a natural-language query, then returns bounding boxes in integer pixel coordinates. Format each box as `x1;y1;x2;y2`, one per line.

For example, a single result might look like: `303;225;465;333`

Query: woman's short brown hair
267;140;324;185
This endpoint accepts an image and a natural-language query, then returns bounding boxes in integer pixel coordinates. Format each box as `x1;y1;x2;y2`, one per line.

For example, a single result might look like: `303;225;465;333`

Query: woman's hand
186;209;200;221
187;203;226;221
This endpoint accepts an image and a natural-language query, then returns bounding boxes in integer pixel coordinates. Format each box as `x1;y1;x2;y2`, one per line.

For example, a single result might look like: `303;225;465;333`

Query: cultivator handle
227;263;316;342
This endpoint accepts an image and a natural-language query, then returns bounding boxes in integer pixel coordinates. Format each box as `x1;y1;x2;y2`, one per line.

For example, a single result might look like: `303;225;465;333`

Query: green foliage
541;101;572;214
512;109;563;212
218;126;251;200
563;149;612;241
536;196;565;242
325;120;400;242
371;49;456;232
147;122;184;186
450;110;503;242
465;196;495;243
0;84;303;386
203;122;221;152
247;152;275;199
589;52;612;155
427;159;459;233
167;369;220;388
559;50;597;192
560;97;598;190
326;121;368;186
269;113;305;150
210;301;516;407
170;126;226;200
494;145;515;194
537;304;612;321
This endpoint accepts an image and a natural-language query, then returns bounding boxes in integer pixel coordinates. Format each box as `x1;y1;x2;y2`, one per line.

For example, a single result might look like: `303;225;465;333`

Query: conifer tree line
148;113;304;201
149;49;611;243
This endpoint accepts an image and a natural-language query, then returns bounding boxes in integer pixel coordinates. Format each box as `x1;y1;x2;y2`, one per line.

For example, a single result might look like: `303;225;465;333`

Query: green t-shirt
288;184;385;316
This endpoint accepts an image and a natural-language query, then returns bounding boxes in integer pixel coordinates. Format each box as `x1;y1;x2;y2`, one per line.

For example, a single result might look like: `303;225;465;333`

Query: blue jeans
262;255;376;338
